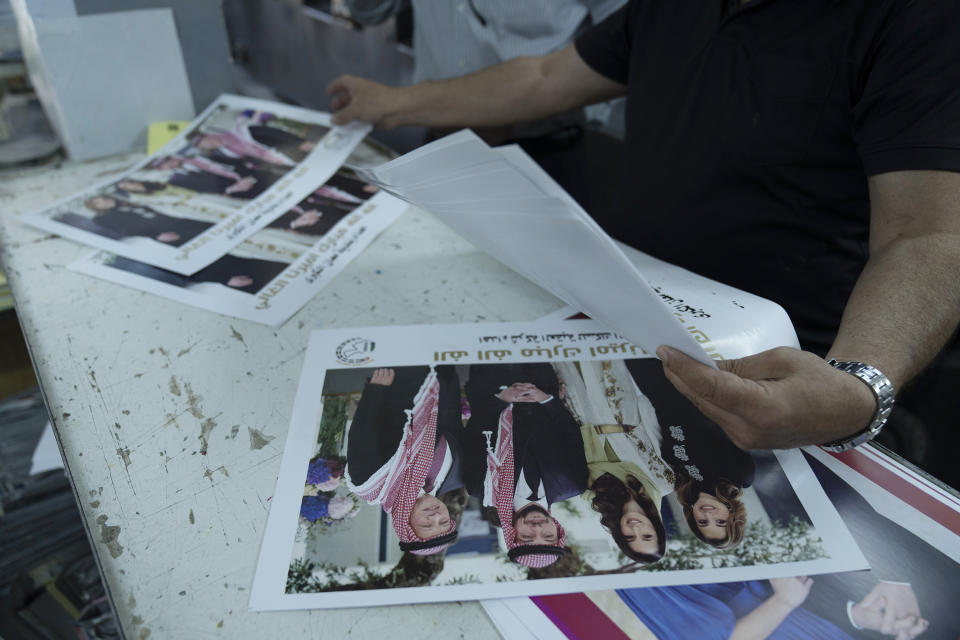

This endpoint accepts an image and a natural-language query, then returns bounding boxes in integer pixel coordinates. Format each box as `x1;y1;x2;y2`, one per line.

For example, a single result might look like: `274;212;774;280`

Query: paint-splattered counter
0;150;563;638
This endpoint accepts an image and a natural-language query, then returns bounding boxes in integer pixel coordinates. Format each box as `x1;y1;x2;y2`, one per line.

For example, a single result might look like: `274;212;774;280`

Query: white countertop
0;148;565;639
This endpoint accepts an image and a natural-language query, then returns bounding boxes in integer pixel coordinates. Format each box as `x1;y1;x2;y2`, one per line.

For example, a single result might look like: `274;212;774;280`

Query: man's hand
656;345;876;449
225;275;253;288
852;599;928;640
156;231;181;243
326;47;626;132
516;384;551;403
291;210;321;229
226;176;256;194
496;383;551;403
369;368;395;387
326;75;403;128
855;582;924;637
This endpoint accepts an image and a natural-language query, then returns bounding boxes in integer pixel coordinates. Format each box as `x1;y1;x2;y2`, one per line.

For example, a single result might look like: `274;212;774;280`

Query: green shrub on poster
643;517;826;572
317;395;349;457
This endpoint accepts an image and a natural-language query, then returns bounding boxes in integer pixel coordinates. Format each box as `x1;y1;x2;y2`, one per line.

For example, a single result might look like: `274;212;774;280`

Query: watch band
820;360;896;452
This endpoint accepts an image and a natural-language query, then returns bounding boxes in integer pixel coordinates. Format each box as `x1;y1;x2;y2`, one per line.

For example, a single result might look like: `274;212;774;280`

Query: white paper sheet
481;598;567;640
30;421;64;475
434;211;714;365
69;187;406;326
539;243;800;360
354;130;740;367
351;130;491;186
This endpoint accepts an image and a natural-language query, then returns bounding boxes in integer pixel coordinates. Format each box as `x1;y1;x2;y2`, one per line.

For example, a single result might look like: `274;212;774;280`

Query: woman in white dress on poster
553;359;675;565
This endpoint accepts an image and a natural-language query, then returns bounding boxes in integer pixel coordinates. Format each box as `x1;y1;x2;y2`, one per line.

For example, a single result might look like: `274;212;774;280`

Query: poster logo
335;337;376;365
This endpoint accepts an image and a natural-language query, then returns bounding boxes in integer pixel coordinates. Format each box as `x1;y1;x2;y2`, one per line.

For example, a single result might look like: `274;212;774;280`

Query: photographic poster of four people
97;169;378;297
54;109;331;248
342;358;757;571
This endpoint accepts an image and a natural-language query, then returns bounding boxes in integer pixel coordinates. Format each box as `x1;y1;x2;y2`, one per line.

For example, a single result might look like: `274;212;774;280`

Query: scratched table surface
0;149;564;639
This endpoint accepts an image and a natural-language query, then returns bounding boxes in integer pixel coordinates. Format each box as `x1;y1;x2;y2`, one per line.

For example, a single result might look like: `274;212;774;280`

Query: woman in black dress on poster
625;358;755;549
107;253;288;294
63;195;214;247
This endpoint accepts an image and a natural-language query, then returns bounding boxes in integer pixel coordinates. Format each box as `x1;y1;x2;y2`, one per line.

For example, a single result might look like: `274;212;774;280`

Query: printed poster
69;168;406;326
249;320;866;609
22;94;370;275
485;446;960;639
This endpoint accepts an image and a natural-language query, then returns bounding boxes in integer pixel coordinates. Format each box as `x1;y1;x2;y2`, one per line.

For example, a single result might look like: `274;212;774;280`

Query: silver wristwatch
820;359;896;452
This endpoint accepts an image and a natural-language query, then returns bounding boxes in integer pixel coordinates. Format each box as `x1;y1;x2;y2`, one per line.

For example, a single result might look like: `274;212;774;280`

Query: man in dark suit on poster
148;154;286;200
106;253;288;295
344;365;464;554
800;455;959;639
463;362;588;568
60;196;213;247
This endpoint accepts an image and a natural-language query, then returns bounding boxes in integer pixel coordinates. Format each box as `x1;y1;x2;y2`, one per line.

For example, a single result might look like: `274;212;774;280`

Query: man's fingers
860;589;882;610
718;348;792;379
659;346;747;402
370;368;395;386
326;76;357;124
331;103;356;126
659;346;771;421
881;597;897;634
909;618;929;639
658;345;834;449
324;75;351;96
891;615;926;640
330;93;351;113
661;364;738;424
660;362;760;448
893;616;926;640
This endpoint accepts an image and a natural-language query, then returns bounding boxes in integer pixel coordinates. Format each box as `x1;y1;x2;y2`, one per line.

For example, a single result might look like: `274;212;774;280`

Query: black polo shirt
575;0;960;353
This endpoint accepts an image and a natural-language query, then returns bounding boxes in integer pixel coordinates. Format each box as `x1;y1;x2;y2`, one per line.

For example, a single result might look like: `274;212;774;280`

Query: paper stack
20;95;407;325
353;130;725;365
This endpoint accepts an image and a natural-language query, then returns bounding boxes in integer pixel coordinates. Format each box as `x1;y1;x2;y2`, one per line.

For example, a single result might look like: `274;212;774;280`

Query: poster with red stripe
485;444;960;639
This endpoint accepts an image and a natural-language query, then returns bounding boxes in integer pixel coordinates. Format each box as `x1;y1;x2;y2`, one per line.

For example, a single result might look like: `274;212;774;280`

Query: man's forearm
388;57;566;129
328;46;626;129
829;231;960;392
729;595;796;640
654;172;960;449
820;231;960;441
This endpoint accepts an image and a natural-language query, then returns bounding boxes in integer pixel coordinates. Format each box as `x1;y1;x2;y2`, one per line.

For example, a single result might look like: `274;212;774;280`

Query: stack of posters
21;95;408;325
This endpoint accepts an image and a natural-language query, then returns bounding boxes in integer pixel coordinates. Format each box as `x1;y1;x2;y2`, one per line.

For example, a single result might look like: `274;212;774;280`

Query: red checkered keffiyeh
182;156;241;181
193;130;294;166
483;405;566;569
347;369;457;555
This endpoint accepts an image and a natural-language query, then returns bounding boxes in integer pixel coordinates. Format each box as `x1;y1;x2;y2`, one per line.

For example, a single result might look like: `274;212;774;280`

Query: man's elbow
537;46;625;113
